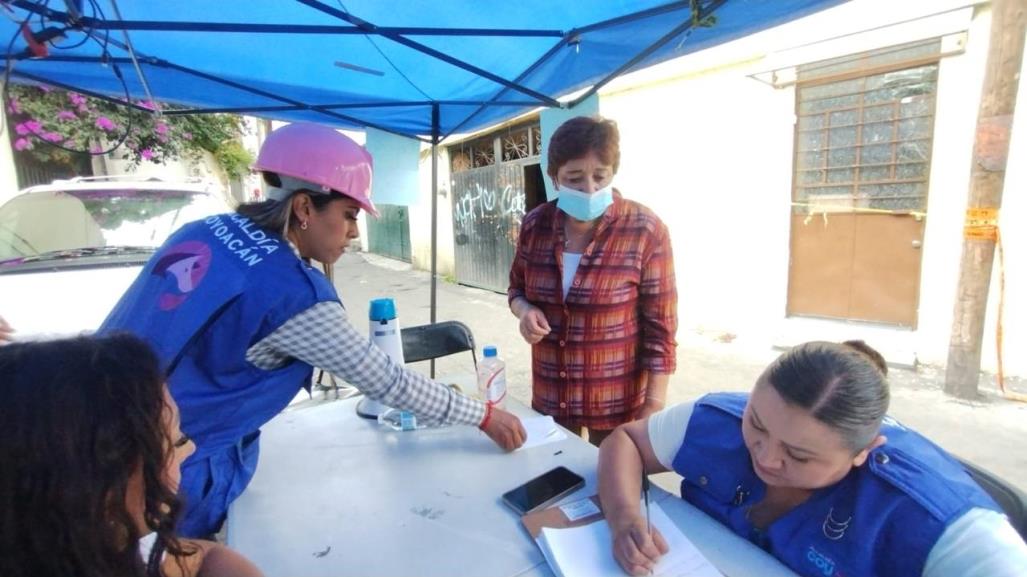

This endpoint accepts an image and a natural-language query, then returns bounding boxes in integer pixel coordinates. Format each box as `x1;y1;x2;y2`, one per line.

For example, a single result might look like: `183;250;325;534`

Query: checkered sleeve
246;301;485;427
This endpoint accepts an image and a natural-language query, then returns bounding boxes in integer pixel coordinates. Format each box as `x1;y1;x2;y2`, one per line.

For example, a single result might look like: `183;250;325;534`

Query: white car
0;176;232;340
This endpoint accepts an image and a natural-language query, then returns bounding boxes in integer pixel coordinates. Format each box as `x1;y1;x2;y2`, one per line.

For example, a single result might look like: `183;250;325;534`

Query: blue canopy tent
2;0;846;344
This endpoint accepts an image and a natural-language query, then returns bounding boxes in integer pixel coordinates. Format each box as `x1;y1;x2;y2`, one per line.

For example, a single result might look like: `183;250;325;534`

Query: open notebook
522;496;721;577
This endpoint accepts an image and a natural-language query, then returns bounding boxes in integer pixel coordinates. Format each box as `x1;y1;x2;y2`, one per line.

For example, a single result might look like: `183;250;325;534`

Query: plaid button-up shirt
509;192;678;430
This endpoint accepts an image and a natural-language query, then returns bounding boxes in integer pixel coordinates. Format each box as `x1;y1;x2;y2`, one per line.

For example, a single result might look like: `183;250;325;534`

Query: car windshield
0;187;226;262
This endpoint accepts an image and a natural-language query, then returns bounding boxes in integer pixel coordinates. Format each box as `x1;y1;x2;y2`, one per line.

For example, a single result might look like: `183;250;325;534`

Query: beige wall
598;1;1027;376
601;60;795;339
409;145;456;277
0;82;22;205
99;148;224;183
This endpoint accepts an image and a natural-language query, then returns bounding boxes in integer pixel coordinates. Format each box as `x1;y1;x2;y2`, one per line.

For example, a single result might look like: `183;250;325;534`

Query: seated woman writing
598;340;1027;577
0;334;262;577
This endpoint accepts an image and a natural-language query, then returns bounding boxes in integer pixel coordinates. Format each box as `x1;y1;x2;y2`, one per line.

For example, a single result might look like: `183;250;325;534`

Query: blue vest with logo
672;393;1000;577
100;213;339;535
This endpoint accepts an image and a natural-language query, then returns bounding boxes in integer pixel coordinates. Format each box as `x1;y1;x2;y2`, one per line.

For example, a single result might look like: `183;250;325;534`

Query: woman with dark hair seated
598;340;1027;577
0;334;262;577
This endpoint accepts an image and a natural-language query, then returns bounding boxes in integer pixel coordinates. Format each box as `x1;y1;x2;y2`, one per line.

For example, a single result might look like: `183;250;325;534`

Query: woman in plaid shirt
509;116;678;446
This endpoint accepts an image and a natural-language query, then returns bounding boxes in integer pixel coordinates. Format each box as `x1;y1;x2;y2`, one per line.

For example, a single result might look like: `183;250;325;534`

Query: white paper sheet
516;415;568;451
538;502;721;577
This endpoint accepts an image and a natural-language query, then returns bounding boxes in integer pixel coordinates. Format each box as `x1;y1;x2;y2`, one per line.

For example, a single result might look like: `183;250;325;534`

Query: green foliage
210;139;253;181
6;85;253;179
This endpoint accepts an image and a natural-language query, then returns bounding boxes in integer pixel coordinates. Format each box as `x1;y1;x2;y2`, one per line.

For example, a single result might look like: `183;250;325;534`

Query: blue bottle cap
369;298;397;321
483;345;497;358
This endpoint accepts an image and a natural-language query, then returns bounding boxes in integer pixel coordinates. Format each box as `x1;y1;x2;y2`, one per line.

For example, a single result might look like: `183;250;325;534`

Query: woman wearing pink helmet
101;123;526;539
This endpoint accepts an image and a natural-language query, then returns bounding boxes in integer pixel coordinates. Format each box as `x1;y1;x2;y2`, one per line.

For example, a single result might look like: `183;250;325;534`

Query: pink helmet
253;123;378;217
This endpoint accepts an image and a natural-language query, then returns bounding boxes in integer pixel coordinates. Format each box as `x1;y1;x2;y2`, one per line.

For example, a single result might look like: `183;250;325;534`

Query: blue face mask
557;184;614;221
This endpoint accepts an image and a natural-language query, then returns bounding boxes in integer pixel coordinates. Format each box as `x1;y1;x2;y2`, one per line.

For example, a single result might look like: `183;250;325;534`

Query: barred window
794;39;941;214
450;120;540;173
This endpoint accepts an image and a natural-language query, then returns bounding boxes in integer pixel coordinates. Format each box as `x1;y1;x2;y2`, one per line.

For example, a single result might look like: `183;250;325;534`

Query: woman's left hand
0;316;13;345
636;397;665;420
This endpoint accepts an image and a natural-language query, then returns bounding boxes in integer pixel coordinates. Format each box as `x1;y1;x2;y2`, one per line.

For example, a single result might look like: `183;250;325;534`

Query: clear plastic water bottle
477;345;507;409
377;408;422;431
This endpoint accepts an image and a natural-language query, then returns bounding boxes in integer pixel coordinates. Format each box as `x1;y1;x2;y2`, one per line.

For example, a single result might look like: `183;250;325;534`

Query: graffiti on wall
453;181;525;245
449;159;535;292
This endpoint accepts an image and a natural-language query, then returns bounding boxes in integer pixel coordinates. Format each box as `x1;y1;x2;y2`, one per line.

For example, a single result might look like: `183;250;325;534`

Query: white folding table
227;397;797;577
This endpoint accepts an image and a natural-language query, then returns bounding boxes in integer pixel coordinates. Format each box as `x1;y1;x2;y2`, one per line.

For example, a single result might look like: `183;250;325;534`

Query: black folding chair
400;320;478;370
957;457;1027;542
352;320;478;418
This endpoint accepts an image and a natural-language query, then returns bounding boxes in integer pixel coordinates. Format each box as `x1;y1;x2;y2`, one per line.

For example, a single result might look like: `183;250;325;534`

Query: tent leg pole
430;103;440;379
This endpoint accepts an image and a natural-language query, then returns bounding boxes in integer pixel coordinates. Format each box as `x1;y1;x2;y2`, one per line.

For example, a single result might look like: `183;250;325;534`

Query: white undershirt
647;402;1027;577
562;252;583;299
138;532;161;562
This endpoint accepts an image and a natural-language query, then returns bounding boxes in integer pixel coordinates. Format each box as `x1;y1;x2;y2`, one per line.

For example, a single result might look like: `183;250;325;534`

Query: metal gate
451;163;527;292
365;203;411;262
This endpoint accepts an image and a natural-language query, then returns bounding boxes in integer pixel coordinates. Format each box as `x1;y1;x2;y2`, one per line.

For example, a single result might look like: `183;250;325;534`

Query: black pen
642;468;652;575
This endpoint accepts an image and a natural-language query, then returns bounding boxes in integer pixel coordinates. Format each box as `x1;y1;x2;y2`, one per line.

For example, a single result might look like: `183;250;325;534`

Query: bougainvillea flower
95;116;116;131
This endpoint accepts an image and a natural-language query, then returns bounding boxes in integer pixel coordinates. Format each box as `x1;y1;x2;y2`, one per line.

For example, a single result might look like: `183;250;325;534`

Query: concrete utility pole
945;0;1026;398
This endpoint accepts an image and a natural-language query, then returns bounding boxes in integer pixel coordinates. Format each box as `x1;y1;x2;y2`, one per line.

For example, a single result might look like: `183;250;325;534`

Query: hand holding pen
611;468;670;576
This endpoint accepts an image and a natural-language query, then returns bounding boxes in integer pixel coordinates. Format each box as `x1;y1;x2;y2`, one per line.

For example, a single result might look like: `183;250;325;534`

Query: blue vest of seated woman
100;213;339;537
672;393;1000;577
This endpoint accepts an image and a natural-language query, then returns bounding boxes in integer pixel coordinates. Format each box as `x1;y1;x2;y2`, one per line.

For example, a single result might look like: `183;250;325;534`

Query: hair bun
842;340;888;375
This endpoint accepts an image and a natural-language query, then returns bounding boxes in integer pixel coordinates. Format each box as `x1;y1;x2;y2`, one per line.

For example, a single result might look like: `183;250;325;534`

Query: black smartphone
501;466;586;515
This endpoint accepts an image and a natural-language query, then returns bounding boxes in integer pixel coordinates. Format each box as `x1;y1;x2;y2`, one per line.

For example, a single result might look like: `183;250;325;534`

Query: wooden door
788;213;925;326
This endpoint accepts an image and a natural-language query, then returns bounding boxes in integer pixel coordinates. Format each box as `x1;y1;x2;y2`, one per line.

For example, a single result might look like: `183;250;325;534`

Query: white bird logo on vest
822;507;851;541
